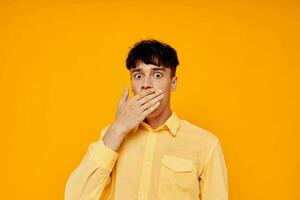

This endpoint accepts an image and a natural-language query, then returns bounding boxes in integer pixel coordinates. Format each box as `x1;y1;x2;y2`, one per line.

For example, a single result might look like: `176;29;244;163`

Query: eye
154;72;163;78
134;73;143;79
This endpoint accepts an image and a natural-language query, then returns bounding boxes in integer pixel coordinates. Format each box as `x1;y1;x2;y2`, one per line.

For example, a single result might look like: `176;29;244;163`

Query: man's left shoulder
179;119;219;145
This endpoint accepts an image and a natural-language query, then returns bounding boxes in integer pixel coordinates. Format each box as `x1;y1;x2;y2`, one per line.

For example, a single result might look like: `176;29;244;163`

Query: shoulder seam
203;137;219;167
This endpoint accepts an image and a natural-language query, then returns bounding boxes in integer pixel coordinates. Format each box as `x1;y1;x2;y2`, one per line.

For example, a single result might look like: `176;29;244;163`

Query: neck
143;105;172;129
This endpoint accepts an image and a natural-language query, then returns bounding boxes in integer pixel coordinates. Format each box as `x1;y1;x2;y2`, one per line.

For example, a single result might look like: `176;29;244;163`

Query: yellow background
1;0;299;199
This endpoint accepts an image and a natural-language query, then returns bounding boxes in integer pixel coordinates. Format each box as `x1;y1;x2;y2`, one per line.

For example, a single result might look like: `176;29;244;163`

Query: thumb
119;87;129;106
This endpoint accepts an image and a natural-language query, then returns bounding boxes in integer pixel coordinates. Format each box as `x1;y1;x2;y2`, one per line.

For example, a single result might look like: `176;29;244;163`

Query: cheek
159;91;170;104
131;84;139;95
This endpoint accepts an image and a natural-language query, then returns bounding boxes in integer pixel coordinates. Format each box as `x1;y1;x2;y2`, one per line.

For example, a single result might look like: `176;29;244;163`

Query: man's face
130;61;177;118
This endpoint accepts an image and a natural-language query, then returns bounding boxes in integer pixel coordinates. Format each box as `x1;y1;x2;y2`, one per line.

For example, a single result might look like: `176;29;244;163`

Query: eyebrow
131;67;166;73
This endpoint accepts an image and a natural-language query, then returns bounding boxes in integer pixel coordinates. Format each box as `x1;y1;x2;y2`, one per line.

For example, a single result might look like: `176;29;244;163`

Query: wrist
110;121;127;136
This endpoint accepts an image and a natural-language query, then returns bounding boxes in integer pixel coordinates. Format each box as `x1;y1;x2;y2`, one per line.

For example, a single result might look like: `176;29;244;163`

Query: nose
141;75;153;90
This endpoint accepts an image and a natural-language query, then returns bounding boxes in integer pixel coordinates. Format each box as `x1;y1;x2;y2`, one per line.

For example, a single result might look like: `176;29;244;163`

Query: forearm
64;138;119;200
102;122;127;151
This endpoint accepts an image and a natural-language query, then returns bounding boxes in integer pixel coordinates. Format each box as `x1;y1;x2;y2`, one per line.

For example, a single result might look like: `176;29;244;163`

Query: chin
146;106;163;119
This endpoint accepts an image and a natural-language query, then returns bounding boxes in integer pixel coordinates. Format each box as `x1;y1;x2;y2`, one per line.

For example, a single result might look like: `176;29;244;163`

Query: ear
129;70;133;81
171;76;177;91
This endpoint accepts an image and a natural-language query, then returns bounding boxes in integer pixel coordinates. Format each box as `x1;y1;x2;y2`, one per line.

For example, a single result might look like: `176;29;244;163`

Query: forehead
130;62;168;73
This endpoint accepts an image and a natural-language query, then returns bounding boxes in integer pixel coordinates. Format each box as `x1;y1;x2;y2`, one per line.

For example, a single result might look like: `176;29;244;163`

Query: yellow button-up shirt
65;111;228;200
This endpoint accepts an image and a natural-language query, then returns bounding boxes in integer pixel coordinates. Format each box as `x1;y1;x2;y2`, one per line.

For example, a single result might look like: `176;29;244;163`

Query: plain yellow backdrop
1;0;299;199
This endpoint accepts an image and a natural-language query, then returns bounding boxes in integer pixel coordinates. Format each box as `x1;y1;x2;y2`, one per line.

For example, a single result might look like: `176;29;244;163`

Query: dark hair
126;39;179;78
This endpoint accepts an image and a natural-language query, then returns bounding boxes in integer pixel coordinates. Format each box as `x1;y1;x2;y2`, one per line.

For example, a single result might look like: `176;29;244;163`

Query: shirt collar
132;111;180;137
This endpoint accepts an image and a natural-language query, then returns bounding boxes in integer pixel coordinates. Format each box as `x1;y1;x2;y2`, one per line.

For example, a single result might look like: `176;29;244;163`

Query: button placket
137;131;157;200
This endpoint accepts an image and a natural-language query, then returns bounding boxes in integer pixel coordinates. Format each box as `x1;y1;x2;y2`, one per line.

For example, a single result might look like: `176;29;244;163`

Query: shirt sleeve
64;124;118;200
199;138;229;200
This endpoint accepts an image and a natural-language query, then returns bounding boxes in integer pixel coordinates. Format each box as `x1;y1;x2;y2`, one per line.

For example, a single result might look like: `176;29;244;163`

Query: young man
64;39;228;200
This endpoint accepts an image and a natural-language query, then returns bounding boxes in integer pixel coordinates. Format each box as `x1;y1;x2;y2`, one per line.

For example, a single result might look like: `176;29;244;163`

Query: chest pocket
161;155;193;172
158;155;198;200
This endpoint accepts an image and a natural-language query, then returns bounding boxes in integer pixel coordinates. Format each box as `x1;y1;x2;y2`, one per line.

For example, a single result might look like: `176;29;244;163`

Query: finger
131;88;156;102
118;87;129;106
136;90;164;107
142;101;160;117
140;93;164;111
